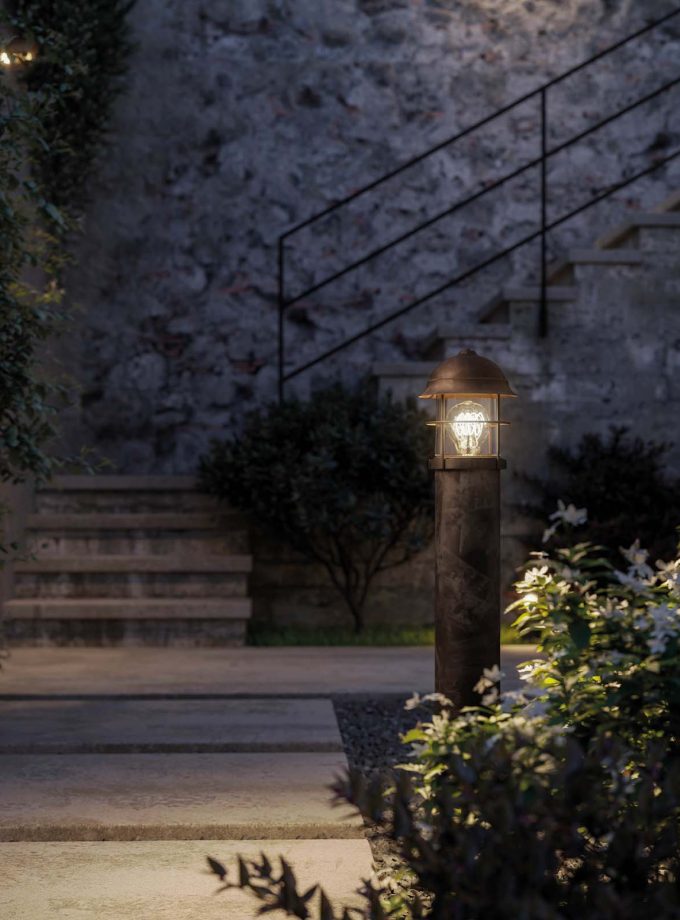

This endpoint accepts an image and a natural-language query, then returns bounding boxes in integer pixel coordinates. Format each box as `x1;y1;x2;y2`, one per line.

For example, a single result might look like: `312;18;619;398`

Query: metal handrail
278;7;680;398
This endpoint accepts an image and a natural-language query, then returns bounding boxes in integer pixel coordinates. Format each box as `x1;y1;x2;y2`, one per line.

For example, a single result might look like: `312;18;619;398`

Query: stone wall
58;0;680;472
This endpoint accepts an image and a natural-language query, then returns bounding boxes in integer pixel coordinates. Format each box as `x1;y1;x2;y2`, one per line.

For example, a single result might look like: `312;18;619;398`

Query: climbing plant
0;0;133;487
5;0;134;213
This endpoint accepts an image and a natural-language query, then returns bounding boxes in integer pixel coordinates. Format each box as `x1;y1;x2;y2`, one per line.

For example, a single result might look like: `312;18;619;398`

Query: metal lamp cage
419;350;516;466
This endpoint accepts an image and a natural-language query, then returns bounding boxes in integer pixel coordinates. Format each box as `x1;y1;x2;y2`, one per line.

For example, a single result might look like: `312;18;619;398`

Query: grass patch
247;623;524;646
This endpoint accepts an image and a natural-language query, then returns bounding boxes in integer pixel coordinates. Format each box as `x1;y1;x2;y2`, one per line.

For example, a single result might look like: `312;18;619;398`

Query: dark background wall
57;0;680;472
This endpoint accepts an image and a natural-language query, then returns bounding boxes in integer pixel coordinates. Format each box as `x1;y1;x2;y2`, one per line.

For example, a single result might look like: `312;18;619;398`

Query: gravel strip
333;696;423;881
333;696;421;780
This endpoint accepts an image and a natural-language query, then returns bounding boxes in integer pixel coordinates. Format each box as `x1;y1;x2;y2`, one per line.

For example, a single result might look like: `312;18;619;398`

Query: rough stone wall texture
58;0;680;473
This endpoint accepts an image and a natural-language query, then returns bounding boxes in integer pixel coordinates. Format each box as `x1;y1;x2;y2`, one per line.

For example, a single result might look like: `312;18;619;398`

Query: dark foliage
199;382;434;632
534;427;680;561
0;2;133;487
7;0;134;212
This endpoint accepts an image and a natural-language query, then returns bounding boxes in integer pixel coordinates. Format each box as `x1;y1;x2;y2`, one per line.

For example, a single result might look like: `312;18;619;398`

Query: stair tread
42;476;199;491
14;554;252;574
5;598;252;620
501;284;577;301
598;212;680;248
568;247;643;263
26;513;241;531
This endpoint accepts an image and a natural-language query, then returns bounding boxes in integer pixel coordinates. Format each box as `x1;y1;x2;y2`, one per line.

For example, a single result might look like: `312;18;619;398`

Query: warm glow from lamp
448;400;488;456
0;51;11;66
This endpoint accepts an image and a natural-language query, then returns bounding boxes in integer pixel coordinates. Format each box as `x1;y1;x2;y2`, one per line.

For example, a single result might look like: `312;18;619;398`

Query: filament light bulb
448;400;488;456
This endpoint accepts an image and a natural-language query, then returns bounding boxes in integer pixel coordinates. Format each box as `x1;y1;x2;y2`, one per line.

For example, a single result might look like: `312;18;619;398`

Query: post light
420;348;516;708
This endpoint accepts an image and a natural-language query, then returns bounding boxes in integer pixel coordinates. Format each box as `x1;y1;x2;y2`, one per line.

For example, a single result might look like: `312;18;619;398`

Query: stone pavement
0;645;534;918
0;644;533;695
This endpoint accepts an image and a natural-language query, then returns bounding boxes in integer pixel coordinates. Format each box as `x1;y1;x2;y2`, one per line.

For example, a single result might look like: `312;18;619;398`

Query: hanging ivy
0;1;134;486
6;0;134;214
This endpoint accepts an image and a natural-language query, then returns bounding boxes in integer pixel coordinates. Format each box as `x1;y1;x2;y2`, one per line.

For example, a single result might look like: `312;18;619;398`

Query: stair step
500;284;577;302
597;212;680;249
35;477;215;514
25;513;240;531
569;247;643;265
45;475;198;490
5;598;252;620
546;248;643;283
655;189;680;212
13;554;252;574
27;534;249;557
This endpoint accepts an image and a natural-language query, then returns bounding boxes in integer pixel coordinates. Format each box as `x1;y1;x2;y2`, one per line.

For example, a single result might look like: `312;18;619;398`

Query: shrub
199;382;434;633
207;519;680;917
532;427;680;562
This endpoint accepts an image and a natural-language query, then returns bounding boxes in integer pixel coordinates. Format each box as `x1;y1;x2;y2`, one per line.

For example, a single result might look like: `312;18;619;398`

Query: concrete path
0;645;534;695
0;840;369;920
0;645;535;917
0;752;362;841
0;697;344;752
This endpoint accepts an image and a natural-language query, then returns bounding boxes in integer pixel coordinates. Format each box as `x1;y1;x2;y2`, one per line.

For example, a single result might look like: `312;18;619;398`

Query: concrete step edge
13;555;253;574
569;247;644;264
501;285;577;302
5;598;253;620
597;212;680;248
654;189;680;213
43;475;199;491
0;823;366;842
25;513;243;531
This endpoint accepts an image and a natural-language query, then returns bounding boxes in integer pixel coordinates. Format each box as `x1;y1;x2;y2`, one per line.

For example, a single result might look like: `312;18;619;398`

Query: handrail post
539;87;548;337
278;237;285;403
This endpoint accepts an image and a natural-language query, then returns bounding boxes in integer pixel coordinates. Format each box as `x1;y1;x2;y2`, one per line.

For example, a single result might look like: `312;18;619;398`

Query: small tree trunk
345;596;365;634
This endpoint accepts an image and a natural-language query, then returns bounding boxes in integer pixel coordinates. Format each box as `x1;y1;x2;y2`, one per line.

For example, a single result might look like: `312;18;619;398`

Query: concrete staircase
5;476;253;646
375;190;680;577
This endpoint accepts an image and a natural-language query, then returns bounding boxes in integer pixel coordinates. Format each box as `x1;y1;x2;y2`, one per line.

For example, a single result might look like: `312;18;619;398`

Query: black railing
278;7;680;399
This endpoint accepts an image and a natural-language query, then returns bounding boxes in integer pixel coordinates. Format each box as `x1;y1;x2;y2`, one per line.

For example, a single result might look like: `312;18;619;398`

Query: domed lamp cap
419;348;517;399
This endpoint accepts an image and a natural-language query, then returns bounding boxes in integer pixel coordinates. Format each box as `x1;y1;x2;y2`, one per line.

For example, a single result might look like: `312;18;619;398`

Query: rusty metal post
434;466;502;708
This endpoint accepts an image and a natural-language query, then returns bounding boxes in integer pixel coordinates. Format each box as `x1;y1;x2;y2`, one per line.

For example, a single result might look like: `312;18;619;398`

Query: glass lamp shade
419;350;516;462
437;395;500;458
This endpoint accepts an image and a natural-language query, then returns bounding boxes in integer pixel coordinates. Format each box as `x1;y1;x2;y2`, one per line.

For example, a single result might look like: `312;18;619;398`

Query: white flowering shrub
207;509;680;918
510;531;680;750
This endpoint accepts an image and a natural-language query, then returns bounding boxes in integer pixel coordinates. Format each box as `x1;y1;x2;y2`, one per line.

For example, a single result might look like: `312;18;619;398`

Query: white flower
482;687;499;706
620;540;654;580
500;689;529;713
601;599;626;620
646;603;679;656
473;664;504;695
542;524;558;544
405;691;453;710
615;570;653;594
517;661;541;684
404;693;422;711
523;566;549;586
656;558;680;598
550;499;588;527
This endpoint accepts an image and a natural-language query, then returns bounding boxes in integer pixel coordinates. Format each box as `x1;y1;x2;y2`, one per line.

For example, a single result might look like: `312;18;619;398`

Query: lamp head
419;349;516;468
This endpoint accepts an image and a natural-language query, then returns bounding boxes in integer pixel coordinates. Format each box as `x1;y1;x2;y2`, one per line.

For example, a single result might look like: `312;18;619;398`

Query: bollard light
420;349;516;709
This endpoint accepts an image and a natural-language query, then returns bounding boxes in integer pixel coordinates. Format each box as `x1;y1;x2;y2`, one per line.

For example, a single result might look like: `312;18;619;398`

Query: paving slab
0;752;362;841
0;697;343;753
0;838;373;920
0;645;535;696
